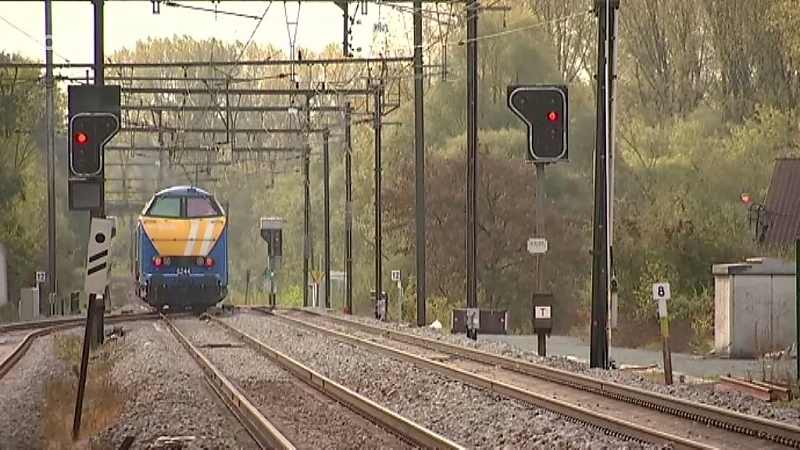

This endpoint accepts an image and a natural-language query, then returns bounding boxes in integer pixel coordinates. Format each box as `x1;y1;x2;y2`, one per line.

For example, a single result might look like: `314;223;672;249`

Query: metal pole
323;129;331;309
606;0;620;355
398;281;404;322
465;0;479;340
271;272;278;306
303;142;311;307
44;0;56;318
340;3;349;56
344;102;354;314
94;0;104;86
245;268;251;305
413;0;427;327
90;0;106;348
535;163;547;357
374;85;384;307
157;112;165;188
589;0;613;369
71;307;93;440
658;297;674;385
302;97;312;307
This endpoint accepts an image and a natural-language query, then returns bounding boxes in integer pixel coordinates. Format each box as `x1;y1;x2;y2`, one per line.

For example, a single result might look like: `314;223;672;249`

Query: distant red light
547;111;558;122
741;193;751;204
74;132;88;144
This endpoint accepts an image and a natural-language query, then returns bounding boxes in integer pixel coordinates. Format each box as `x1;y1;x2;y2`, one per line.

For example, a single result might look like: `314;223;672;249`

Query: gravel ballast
91;321;257;449
0;334;63;449
309;308;800;426
174;316;414;450
223;312;658;450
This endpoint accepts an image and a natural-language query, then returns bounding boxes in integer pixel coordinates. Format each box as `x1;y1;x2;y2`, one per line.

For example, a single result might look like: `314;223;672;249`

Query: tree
0;53;48;316
384;129;585;331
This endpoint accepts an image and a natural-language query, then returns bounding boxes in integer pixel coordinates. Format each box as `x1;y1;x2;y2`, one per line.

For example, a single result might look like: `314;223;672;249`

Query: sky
0;0;415;65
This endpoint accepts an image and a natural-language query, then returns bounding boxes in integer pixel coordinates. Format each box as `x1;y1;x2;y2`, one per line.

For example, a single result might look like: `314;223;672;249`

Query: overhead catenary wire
0;13;73;63
3;1;586;205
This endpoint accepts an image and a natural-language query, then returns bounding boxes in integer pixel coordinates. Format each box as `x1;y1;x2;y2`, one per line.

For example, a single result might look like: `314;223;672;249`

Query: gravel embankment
223;312;660;450
90;321;258;449
0;334;64;449
310;309;800;426
174;317;415;450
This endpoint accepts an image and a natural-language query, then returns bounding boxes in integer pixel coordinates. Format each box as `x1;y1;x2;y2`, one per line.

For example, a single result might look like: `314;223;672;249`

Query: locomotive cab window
186;196;222;218
146;196;182;218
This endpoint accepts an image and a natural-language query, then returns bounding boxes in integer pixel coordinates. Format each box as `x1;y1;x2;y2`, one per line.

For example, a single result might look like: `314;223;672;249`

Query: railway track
0;312;160;380
2;308;303;448
261;307;800;450
159;314;296;449
0;310;159;334
186;313;465;449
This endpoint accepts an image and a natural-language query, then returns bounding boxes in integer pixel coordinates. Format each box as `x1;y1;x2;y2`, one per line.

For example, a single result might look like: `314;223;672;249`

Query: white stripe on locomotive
184;219;200;256
198;221;216;255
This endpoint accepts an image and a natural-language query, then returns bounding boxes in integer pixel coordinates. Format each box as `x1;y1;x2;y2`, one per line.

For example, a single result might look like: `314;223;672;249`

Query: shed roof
712;257;795;276
763;157;800;247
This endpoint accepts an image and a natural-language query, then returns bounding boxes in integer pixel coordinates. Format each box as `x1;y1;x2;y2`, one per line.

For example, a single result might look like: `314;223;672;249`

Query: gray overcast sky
1;1;413;63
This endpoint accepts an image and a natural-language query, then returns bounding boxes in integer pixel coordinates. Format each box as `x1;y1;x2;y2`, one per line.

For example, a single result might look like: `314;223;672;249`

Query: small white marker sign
391;270;401;282
527;238;548;254
534;306;552;319
651;282;671;301
36;271;46;284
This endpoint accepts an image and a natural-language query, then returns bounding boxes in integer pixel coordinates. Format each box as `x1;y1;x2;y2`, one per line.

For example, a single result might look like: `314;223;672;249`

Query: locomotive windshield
147;196;181;218
186;196;221;218
145;194;223;219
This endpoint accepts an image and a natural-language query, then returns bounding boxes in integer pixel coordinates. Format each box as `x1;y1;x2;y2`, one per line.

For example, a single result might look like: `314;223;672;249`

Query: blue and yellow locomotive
132;186;229;310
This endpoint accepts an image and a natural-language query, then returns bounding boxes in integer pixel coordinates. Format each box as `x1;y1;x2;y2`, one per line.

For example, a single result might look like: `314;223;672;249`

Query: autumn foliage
383;146;585;330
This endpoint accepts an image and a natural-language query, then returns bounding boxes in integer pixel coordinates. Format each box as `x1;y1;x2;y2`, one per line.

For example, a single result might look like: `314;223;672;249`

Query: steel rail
208;316;466;450
257;308;716;450
159;315;296;450
0;312;159;333
282;308;800;448
0;312;160;380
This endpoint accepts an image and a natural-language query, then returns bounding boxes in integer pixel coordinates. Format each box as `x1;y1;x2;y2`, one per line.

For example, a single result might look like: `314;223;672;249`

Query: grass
0;302;19;324
760;365;800;408
38;333;127;449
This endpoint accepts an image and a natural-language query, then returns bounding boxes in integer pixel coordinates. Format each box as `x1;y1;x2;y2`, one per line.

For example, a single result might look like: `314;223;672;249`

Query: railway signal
507;85;569;163
260;217;284;307
68;113;120;178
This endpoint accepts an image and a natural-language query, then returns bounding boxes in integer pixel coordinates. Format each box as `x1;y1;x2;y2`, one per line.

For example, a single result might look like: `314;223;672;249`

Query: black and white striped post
73;216;113;440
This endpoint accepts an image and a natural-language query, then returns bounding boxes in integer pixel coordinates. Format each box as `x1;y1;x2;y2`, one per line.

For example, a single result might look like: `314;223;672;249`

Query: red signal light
74;132;88;144
547;111;559;122
204;257;214;267
741;193;751;204
153;256;163;267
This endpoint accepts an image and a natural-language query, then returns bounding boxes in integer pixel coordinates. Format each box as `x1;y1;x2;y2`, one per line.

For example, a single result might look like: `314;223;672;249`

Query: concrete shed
712;257;796;358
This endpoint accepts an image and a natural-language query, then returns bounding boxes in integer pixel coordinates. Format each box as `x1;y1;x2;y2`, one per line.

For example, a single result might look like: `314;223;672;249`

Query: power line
0;13;73;62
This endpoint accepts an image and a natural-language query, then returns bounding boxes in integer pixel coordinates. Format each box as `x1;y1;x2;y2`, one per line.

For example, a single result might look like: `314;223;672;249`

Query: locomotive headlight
163;257;171;266
153;256;163;267
196;256;205;266
205;257;214;267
